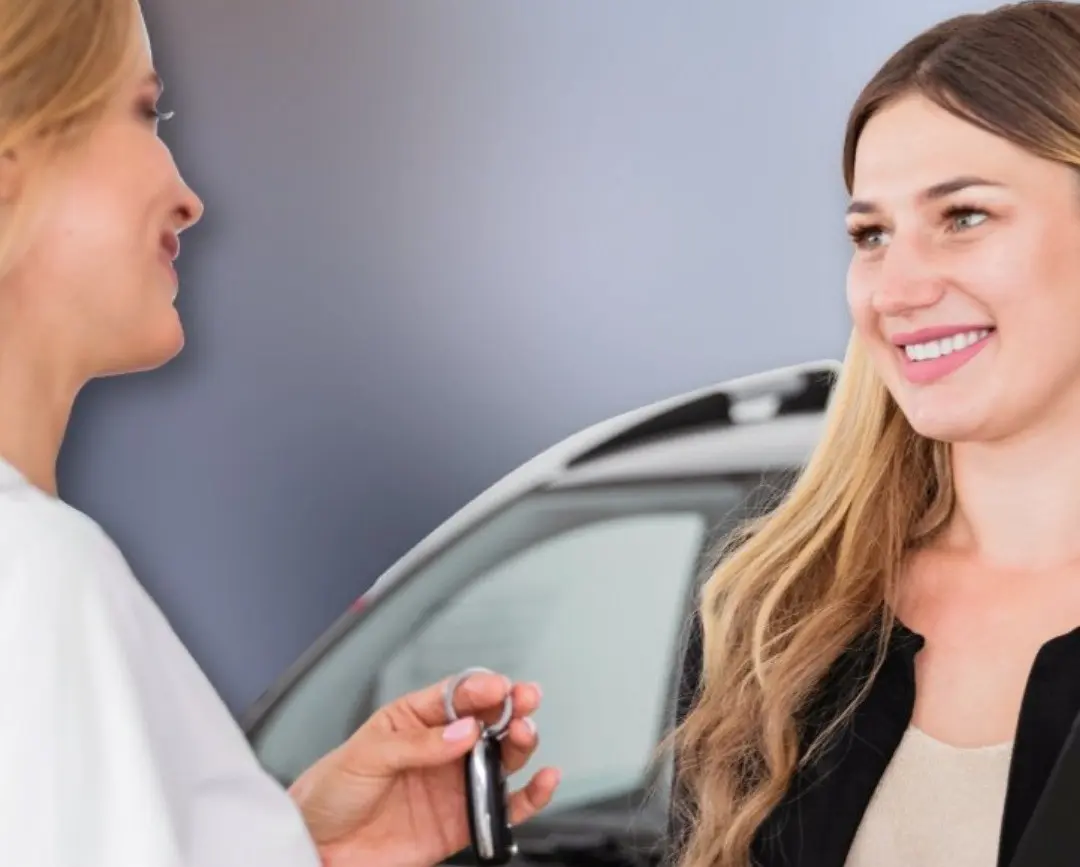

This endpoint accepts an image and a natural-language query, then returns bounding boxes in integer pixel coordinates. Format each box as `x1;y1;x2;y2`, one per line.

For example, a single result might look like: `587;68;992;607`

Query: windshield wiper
515;831;661;867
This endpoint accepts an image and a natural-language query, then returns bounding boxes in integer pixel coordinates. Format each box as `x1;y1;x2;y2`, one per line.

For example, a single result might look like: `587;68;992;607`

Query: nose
174;177;205;233
870;232;947;317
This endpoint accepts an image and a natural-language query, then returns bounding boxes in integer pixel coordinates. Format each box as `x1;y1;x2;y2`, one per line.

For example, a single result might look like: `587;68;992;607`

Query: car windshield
249;477;772;825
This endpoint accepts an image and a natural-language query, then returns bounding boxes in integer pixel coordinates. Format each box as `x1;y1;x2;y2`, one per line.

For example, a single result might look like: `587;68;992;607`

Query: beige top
844;725;1013;867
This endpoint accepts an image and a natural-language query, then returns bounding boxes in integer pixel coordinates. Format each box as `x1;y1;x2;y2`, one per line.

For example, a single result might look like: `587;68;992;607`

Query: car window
373;511;708;811
249;482;751;817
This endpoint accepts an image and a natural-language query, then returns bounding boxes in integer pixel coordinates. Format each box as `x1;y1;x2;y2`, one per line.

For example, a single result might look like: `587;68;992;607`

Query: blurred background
57;0;998;715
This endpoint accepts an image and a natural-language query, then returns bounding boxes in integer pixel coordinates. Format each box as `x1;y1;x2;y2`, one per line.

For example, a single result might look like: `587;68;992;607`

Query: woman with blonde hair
0;1;558;864
671;2;1080;866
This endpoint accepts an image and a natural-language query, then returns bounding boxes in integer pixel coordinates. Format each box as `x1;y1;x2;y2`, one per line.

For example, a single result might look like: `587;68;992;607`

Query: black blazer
669;610;1080;867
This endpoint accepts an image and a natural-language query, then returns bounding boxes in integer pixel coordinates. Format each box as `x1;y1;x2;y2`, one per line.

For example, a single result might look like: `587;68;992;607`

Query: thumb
362;716;481;774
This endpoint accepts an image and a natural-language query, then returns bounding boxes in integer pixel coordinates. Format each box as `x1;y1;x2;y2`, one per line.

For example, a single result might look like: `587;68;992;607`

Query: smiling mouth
900;327;995;362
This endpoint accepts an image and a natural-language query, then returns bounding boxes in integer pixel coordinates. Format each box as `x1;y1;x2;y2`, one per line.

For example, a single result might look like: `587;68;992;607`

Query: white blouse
0;457;321;866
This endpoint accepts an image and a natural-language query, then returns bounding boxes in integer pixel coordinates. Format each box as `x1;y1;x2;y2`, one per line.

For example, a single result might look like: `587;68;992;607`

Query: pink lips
893;325;995;385
159;232;179;286
890;323;991;346
160;231;179;260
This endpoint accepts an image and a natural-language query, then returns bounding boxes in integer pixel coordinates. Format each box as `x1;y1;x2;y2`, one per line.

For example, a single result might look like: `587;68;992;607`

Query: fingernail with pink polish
444;717;476;741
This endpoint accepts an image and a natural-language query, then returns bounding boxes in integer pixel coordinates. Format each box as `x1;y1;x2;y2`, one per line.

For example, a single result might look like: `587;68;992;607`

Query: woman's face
0;5;203;382
846;93;1080;444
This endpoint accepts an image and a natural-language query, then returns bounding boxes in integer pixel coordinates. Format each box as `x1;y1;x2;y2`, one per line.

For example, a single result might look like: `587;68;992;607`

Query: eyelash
847;205;989;250
141;102;175;124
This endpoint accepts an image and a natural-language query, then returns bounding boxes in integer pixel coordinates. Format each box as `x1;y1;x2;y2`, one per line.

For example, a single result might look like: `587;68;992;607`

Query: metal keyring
442;666;514;738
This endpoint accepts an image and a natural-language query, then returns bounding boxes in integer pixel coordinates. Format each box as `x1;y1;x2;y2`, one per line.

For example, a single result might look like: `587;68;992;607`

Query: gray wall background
58;0;998;714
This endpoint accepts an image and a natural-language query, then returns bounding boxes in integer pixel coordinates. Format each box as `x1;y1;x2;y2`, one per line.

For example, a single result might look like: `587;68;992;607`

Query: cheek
32;186;143;307
971;224;1080;341
845;259;878;334
1030;238;1080;329
844;259;906;390
52;185;137;264
10;182;167;369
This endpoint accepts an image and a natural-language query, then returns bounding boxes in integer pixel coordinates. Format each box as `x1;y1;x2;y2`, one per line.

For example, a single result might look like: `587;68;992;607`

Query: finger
402;672;512;727
439;676;542;730
508;767;561;826
500;717;538;774
455;678;544;725
509;682;541;719
356;715;482;774
464;680;540;733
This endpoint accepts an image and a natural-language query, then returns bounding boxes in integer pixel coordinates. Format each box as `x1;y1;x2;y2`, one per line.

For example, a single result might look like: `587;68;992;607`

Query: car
241;358;841;867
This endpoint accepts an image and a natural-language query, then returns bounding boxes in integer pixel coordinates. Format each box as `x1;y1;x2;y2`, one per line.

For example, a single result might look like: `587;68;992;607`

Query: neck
0;340;81;498
947;407;1080;570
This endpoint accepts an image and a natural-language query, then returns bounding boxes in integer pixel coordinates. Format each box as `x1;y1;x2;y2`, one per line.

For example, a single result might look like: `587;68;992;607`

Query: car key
444;667;518;866
465;727;515;865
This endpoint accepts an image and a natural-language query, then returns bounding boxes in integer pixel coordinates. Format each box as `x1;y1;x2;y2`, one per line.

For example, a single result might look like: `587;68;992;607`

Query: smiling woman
670;3;1080;867
844;89;1080;442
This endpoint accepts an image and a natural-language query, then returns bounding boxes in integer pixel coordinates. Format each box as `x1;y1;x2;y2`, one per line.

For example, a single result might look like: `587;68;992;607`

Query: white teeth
904;328;991;361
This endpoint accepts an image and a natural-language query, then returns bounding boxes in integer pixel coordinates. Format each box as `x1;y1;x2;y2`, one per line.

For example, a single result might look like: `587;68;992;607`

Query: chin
135;320;186;372
904;414;983;444
99;312;186;377
896;387;1004;444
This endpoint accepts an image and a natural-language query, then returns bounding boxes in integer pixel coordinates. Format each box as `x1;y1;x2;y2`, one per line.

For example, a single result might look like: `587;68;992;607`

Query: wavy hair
671;4;1080;866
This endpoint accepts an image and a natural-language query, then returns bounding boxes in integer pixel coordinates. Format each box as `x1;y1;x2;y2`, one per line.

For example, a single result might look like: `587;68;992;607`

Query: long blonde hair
672;3;1080;866
0;0;137;266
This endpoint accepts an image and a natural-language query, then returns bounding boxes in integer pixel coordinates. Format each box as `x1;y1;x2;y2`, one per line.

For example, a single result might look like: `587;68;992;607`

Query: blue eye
945;207;989;231
848;224;889;250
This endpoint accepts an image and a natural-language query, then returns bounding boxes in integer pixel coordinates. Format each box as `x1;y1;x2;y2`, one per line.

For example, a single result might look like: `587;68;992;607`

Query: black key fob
442;666;518;866
465;729;516;866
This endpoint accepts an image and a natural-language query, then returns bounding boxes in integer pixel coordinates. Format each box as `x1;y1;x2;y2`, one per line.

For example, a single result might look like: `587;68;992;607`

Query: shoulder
0;485;137;637
0;482;130;569
0;491;196;862
672;603;891;722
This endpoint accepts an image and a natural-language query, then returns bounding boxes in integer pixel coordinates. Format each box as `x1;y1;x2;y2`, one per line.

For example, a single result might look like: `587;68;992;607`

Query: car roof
363;358;839;601
548;411;827;488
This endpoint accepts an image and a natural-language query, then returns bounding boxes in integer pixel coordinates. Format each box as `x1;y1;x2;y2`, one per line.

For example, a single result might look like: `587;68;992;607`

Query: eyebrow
145;71;163;95
846;175;1004;216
